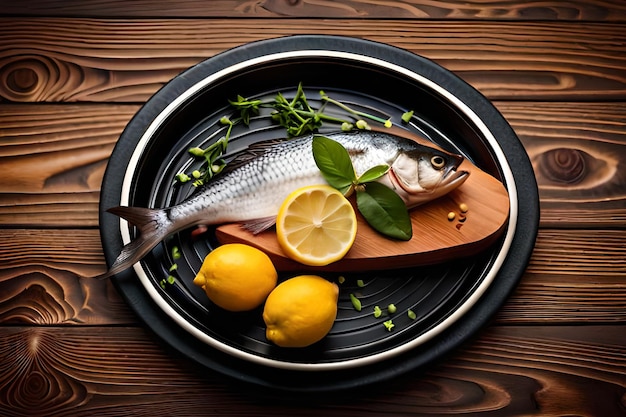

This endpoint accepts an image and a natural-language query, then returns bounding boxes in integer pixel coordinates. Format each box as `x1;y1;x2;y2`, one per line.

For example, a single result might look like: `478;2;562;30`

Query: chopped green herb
401;110;414;123
373;305;382;318
355;119;371;130
408;309;417;320
338;275;346;284
387;303;397;314
383;320;395;331
357;279;365;288
168;263;178;272
175;173;191;183
188;147;205;157
167;275;176;285
350;293;362;312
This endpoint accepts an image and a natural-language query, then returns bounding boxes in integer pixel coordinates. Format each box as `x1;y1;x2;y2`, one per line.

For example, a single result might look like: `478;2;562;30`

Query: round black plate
99;35;538;392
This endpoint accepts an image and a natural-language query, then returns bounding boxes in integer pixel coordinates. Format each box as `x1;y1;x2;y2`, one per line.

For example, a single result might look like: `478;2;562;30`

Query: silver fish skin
96;130;468;279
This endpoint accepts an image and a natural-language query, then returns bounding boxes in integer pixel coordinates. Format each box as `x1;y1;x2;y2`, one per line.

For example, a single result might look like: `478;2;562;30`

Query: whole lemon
193;243;277;312
263;275;339;348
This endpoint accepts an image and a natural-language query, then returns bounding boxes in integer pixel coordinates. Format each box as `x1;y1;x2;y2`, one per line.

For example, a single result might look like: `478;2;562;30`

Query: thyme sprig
230;82;396;136
176;118;231;187
320;91;392;128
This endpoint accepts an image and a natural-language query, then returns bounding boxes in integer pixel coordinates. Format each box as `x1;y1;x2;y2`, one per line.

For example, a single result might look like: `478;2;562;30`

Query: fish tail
93;206;171;280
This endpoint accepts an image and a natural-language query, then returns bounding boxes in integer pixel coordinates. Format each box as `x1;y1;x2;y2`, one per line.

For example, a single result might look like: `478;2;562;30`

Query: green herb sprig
320;90;392;128
176;117;231;187
312;135;412;241
229;82;400;136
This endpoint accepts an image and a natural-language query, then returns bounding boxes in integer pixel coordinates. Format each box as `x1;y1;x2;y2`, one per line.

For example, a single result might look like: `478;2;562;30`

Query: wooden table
1;1;625;415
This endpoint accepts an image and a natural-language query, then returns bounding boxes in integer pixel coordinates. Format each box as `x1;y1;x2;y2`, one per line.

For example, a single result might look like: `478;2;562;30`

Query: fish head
387;147;469;208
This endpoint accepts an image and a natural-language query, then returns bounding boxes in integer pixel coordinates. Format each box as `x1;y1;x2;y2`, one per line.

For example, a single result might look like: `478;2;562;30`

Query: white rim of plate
119;50;518;372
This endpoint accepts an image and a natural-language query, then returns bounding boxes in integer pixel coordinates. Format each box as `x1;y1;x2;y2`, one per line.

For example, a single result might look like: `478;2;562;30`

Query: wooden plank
0;104;133;227
0;325;623;415
0;192;100;227
2;102;624;228
496;101;626;227
0;104;130;193
3;0;626;21
0;229;134;325
0;19;624;102
496;229;626;324
0;228;624;326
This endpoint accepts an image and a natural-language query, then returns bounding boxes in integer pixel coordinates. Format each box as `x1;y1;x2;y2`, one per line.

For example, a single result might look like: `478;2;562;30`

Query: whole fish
96;130;469;279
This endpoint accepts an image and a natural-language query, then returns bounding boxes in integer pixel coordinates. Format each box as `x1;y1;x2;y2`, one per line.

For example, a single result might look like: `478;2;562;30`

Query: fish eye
431;155;446;169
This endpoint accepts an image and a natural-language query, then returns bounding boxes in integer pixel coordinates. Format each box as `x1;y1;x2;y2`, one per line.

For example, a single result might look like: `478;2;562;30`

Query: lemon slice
276;185;357;266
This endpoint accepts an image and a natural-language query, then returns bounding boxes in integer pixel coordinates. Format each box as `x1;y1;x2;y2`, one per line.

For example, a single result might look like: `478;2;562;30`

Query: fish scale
168;135;324;225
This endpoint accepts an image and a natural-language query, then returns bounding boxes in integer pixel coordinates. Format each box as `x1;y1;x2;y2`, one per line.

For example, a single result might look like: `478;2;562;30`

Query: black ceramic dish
99;35;539;392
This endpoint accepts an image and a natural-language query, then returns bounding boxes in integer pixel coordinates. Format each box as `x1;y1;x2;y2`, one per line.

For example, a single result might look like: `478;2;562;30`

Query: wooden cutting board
216;131;510;272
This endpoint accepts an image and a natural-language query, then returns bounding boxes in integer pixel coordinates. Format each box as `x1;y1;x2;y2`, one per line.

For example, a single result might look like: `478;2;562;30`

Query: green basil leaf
357;164;389;184
312;136;356;193
356;182;412;240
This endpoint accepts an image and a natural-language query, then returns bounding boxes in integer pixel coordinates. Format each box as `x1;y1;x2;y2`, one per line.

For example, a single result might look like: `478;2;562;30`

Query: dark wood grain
497;229;626;324
0;103;129;193
0;325;623;416
0;104;134;227
0;229;135;325
2;102;624;228
1;228;624;326
0;19;624;102
3;0;626;21
496;102;626;227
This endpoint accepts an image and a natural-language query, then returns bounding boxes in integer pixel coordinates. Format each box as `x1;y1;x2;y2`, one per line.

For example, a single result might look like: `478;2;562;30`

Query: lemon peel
193;243;277;312
263;275;339;348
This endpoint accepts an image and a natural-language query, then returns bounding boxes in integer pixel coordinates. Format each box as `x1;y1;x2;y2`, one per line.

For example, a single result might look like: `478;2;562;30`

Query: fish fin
92;206;170;280
222;138;291;173
241;216;276;235
240;138;290;156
